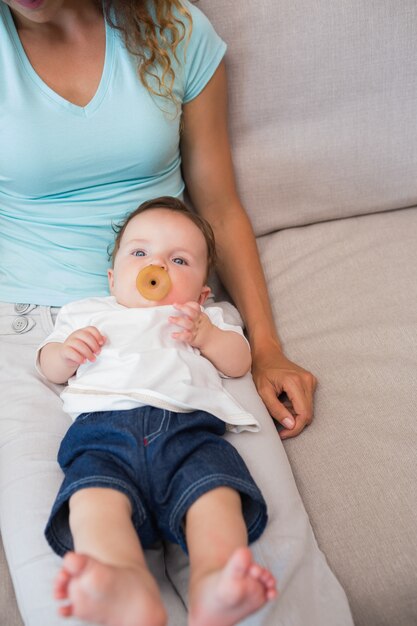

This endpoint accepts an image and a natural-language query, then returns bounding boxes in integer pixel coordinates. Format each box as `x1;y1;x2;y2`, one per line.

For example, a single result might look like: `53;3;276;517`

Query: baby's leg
55;487;167;626
185;487;277;626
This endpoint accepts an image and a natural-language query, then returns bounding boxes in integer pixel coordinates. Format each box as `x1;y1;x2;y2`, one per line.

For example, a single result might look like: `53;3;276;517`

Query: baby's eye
172;257;187;266
132;250;146;257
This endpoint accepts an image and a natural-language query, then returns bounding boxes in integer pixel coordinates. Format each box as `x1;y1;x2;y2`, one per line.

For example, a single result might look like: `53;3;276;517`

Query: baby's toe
62;551;90;576
58;602;74;618
262;569;276;587
261;570;278;599
248;563;263;580
248;564;277;599
54;568;71;600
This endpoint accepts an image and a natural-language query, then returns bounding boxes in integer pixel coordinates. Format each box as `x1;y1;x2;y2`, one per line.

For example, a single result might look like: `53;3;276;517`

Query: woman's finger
257;378;297;429
278;377;316;439
281;375;313;425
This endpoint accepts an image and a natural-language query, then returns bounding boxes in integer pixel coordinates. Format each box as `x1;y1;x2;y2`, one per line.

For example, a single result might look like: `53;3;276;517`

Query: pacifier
136;265;172;301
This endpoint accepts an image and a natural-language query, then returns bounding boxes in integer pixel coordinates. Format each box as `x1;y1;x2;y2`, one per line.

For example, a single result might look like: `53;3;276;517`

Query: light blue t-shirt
0;2;226;306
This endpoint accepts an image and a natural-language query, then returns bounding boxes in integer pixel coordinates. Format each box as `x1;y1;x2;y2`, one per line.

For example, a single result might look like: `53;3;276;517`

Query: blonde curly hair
103;0;193;106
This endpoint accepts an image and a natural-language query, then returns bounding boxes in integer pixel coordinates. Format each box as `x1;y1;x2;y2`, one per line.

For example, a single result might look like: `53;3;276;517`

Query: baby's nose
151;257;167;270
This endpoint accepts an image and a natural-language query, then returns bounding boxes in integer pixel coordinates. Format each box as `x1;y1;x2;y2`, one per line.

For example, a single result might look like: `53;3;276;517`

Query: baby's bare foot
54;552;167;626
189;547;277;626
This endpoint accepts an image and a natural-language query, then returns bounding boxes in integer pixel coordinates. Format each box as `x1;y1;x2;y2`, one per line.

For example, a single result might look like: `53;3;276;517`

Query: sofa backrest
197;0;417;236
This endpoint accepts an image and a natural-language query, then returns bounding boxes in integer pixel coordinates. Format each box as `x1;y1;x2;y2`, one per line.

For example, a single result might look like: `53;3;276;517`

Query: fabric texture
198;0;417;236
36;298;257;430
45;407;267;556
0;536;22;626
257;207;417;626
0;1;226;306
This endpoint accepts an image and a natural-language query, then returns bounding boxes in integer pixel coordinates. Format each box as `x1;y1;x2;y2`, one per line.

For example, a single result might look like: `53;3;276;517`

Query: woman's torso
0;2;226;306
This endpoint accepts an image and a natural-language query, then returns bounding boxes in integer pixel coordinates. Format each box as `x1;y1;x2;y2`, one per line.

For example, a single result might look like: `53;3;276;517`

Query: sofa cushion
257;206;417;626
0;535;22;626
198;0;417;235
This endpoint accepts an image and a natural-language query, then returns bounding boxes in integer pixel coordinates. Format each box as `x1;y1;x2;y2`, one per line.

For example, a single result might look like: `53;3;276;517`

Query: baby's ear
198;285;212;305
107;269;115;293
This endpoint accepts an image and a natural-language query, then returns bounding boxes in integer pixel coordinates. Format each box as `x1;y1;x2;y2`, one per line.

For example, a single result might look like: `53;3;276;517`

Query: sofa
206;1;417;624
2;1;416;625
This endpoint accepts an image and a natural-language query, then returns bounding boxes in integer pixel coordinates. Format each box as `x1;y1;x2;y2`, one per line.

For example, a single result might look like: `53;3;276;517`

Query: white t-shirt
37;297;259;433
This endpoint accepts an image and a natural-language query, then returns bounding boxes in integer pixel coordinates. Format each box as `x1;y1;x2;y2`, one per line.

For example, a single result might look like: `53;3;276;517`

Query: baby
38;196;277;626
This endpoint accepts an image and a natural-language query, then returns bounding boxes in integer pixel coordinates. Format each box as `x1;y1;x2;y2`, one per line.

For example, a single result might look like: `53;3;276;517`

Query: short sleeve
35;302;87;375
204;306;250;347
180;1;227;103
35;303;83;375
203;305;250;379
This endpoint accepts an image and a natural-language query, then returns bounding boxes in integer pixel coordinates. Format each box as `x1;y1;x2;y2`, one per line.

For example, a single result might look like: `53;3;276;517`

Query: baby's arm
39;326;106;384
169;303;251;377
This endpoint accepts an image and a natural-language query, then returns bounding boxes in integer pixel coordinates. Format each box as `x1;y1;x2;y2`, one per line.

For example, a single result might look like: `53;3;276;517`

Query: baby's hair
109;197;217;279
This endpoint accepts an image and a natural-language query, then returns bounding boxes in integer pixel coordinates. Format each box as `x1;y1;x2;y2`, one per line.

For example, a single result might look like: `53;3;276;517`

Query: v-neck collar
3;4;115;117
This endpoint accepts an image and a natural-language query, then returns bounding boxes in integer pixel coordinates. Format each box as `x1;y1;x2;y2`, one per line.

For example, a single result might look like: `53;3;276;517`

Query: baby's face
108;209;211;308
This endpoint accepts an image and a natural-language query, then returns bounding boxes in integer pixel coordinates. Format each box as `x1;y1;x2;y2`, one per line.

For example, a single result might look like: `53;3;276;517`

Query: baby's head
108;197;216;308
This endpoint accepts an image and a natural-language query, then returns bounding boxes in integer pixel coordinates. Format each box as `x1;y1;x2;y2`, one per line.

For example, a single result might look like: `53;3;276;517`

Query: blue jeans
45;406;268;555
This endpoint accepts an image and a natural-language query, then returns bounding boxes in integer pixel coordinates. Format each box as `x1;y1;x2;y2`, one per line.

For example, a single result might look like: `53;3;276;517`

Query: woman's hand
251;342;317;440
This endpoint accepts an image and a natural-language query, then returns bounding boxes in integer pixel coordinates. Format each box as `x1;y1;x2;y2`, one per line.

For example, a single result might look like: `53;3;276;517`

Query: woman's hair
110;196;217;279
103;0;193;106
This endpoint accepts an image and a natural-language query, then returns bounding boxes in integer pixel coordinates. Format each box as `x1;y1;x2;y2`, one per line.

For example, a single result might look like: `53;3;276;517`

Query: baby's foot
189;547;277;626
54;552;167;626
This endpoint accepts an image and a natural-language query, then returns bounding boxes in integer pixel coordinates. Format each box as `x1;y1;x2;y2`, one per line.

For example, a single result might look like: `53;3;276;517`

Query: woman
0;0;316;624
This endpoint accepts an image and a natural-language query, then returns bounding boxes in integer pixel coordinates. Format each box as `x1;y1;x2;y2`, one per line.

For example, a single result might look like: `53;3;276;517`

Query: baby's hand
169;302;213;349
61;326;106;367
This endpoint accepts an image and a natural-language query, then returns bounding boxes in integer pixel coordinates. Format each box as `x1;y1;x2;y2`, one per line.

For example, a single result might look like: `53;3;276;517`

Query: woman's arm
181;62;317;438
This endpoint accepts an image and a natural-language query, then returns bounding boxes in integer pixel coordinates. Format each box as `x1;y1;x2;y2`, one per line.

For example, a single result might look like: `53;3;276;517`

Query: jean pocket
143;410;172;445
75;412;100;424
177;410;227;435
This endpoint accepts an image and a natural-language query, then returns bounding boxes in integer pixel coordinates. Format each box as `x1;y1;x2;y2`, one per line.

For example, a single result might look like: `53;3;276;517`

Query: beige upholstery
258;208;417;625
0;536;22;626
200;1;417;624
200;0;417;235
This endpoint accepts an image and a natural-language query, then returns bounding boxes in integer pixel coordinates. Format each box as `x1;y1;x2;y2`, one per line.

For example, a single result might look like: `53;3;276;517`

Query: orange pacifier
136;265;172;301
